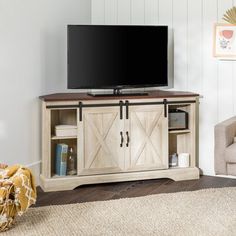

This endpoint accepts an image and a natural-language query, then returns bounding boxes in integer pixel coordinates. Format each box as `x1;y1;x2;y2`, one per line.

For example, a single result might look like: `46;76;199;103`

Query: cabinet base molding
40;167;199;192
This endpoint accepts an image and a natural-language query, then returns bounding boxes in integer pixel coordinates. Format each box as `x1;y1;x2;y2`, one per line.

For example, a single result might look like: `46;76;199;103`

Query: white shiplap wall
91;0;236;175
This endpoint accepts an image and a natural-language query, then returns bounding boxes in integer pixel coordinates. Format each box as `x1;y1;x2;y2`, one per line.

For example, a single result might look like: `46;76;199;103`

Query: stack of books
55;144;68;176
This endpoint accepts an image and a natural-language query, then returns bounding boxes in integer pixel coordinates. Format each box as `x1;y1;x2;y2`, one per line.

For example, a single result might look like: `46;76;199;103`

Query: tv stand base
40;167;199;192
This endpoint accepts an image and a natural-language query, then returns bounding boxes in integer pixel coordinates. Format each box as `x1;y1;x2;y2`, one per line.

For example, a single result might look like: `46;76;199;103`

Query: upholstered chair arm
215;116;236;174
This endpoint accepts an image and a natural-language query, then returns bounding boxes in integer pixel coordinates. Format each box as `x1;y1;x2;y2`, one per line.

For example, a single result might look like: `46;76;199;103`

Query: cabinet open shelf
169;166;191;169
168;102;196;168
50;112;78;178
51;138;78;177
51;174;79;179
51;109;77;137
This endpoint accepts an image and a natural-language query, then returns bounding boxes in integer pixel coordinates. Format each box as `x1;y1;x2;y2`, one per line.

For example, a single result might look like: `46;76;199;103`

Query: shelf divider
168;129;190;134
51;135;77;140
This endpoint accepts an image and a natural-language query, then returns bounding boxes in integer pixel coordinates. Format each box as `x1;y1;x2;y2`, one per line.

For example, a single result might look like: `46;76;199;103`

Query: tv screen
68;25;168;89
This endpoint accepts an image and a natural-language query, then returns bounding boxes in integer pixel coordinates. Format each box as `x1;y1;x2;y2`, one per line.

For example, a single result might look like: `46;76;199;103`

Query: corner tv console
40;90;199;192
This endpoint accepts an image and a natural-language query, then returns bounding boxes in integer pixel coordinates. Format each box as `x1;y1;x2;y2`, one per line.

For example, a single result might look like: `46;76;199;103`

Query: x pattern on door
84;112;120;169
131;109;164;168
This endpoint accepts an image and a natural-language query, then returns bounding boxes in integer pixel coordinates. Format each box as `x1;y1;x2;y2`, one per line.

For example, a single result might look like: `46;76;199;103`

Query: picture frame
213;23;236;59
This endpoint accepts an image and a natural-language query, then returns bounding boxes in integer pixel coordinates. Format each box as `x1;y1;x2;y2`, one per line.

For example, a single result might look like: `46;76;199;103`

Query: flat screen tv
67;25;168;95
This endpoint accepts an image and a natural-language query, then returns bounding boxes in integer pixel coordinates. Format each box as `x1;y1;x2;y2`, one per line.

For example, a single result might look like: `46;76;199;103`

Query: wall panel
187;0;202;93
131;0;145;24
117;0;131;24
159;0;174;88
217;0;234;122
105;0;117;24
144;0;159;25
200;0;218;175
92;0;105;24
172;0;188;90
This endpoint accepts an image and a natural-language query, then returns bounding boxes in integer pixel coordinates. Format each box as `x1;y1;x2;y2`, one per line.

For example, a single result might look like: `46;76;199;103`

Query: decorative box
55;125;77;137
168;109;188;130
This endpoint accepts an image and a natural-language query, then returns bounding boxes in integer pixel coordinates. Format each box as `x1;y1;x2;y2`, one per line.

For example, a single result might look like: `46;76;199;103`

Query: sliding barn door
125;104;168;171
78;106;125;175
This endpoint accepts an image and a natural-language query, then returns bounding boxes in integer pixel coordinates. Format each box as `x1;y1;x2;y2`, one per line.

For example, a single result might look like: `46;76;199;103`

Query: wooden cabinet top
39;90;199;102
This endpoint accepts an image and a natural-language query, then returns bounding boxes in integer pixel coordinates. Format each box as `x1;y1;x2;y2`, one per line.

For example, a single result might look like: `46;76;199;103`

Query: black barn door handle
125;100;129;119
126;131;130;147
120;131;124;147
163;99;167;118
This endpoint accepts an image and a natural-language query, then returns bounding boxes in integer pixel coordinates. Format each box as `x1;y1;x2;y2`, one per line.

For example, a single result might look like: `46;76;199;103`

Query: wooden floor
35;175;236;207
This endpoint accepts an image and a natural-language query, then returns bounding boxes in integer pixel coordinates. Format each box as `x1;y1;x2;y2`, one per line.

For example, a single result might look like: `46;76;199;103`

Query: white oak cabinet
39;91;200;192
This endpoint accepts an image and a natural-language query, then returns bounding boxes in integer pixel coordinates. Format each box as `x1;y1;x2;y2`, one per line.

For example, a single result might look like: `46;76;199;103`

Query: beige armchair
215;116;236;176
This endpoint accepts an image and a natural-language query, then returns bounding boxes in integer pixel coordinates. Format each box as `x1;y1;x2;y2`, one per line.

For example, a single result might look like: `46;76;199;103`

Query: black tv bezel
67;24;168;90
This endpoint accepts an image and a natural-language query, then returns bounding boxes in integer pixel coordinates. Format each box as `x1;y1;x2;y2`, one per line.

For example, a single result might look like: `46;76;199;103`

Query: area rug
2;187;236;236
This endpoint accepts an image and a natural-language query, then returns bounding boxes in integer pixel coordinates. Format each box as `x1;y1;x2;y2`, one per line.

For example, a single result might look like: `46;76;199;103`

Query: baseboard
26;161;41;186
214;174;236;179
202;172;236;179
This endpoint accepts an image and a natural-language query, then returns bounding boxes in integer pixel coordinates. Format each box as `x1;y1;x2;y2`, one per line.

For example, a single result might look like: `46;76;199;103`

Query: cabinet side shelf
168;129;191;134
51;136;77;140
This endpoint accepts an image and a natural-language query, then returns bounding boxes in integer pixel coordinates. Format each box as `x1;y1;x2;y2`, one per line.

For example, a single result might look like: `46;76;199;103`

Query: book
55;144;68;176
